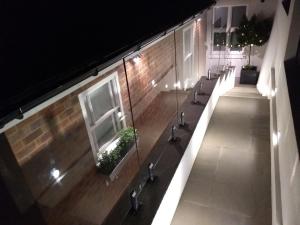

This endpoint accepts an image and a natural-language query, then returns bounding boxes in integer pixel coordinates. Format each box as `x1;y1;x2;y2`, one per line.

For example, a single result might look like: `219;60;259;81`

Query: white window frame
211;4;248;55
183;24;194;61
78;71;126;164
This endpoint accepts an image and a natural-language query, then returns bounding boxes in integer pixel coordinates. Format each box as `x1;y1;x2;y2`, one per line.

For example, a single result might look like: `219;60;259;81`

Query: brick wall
125;35;176;120
4;66;130;165
4;34;177;166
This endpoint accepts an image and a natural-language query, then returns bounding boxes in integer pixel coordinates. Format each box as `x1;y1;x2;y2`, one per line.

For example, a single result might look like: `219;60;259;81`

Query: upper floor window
213;5;247;52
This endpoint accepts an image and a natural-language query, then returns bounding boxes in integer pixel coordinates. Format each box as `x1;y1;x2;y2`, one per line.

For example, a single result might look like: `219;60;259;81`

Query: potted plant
96;127;137;177
234;14;273;84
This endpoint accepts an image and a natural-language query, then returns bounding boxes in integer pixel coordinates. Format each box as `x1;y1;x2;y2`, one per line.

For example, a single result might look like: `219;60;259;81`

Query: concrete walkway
171;86;271;225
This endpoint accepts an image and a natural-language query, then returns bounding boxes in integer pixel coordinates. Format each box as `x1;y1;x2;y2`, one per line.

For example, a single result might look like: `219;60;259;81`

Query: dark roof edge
0;1;215;132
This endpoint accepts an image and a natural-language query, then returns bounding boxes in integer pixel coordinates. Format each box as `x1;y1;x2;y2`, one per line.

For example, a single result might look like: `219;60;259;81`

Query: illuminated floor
171;86;271;225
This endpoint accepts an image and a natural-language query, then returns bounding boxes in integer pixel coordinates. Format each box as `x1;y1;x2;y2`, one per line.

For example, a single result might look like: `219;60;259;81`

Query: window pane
230;31;242;51
94;112;123;150
110;79;121;107
89;82;114;121
231;6;246;27
214;7;228;28
184;28;192;56
213;32;227;51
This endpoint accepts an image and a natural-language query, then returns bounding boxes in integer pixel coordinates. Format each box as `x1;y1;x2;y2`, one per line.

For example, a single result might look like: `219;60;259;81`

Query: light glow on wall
50;168;66;183
133;54;141;64
173;81;181;89
184;80;188;91
117;111;126;121
152;80;157;87
271;88;277;97
272;131;281;146
51;168;60;179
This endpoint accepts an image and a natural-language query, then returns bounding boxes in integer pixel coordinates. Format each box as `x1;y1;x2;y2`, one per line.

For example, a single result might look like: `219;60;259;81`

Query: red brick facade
5;34;175;166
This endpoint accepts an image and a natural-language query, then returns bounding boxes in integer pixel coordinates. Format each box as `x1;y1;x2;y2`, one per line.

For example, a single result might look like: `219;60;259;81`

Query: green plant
96;127;136;174
235;14;273;67
118;127;136;156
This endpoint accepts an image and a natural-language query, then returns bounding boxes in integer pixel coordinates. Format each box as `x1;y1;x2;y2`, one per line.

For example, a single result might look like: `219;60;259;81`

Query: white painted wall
258;0;300;225
206;0;276;77
285;0;300;60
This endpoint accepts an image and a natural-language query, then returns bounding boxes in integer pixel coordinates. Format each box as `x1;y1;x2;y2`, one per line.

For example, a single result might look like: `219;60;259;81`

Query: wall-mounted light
173;81;181;89
50;167;65;183
51;168;60;179
197;18;202;22
133;53;142;64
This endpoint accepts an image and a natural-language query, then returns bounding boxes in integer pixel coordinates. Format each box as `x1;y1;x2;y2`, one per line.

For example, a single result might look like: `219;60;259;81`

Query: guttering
0;3;214;133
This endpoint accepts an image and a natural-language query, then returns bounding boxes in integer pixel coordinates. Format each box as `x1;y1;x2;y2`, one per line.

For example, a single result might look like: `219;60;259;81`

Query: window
213;7;228;51
212;5;247;52
79;72;126;163
183;25;195;89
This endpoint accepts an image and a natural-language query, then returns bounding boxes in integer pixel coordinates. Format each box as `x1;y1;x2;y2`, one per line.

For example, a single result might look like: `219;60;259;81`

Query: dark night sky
0;0;214;122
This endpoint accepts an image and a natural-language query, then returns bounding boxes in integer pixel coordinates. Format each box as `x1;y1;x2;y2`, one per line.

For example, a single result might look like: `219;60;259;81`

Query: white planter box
108;142;137;181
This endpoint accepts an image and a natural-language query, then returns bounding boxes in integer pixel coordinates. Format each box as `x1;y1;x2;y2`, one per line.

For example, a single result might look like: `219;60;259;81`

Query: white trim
90;107;120;131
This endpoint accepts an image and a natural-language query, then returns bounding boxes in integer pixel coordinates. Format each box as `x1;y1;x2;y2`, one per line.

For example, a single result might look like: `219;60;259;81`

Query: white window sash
90;106;120;132
211;5;248;54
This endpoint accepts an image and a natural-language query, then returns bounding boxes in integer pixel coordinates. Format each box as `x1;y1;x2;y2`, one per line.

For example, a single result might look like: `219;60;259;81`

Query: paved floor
171;86;271;225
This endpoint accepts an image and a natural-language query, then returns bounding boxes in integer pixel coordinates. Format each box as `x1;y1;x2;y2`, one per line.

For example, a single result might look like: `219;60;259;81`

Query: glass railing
2;20;208;225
